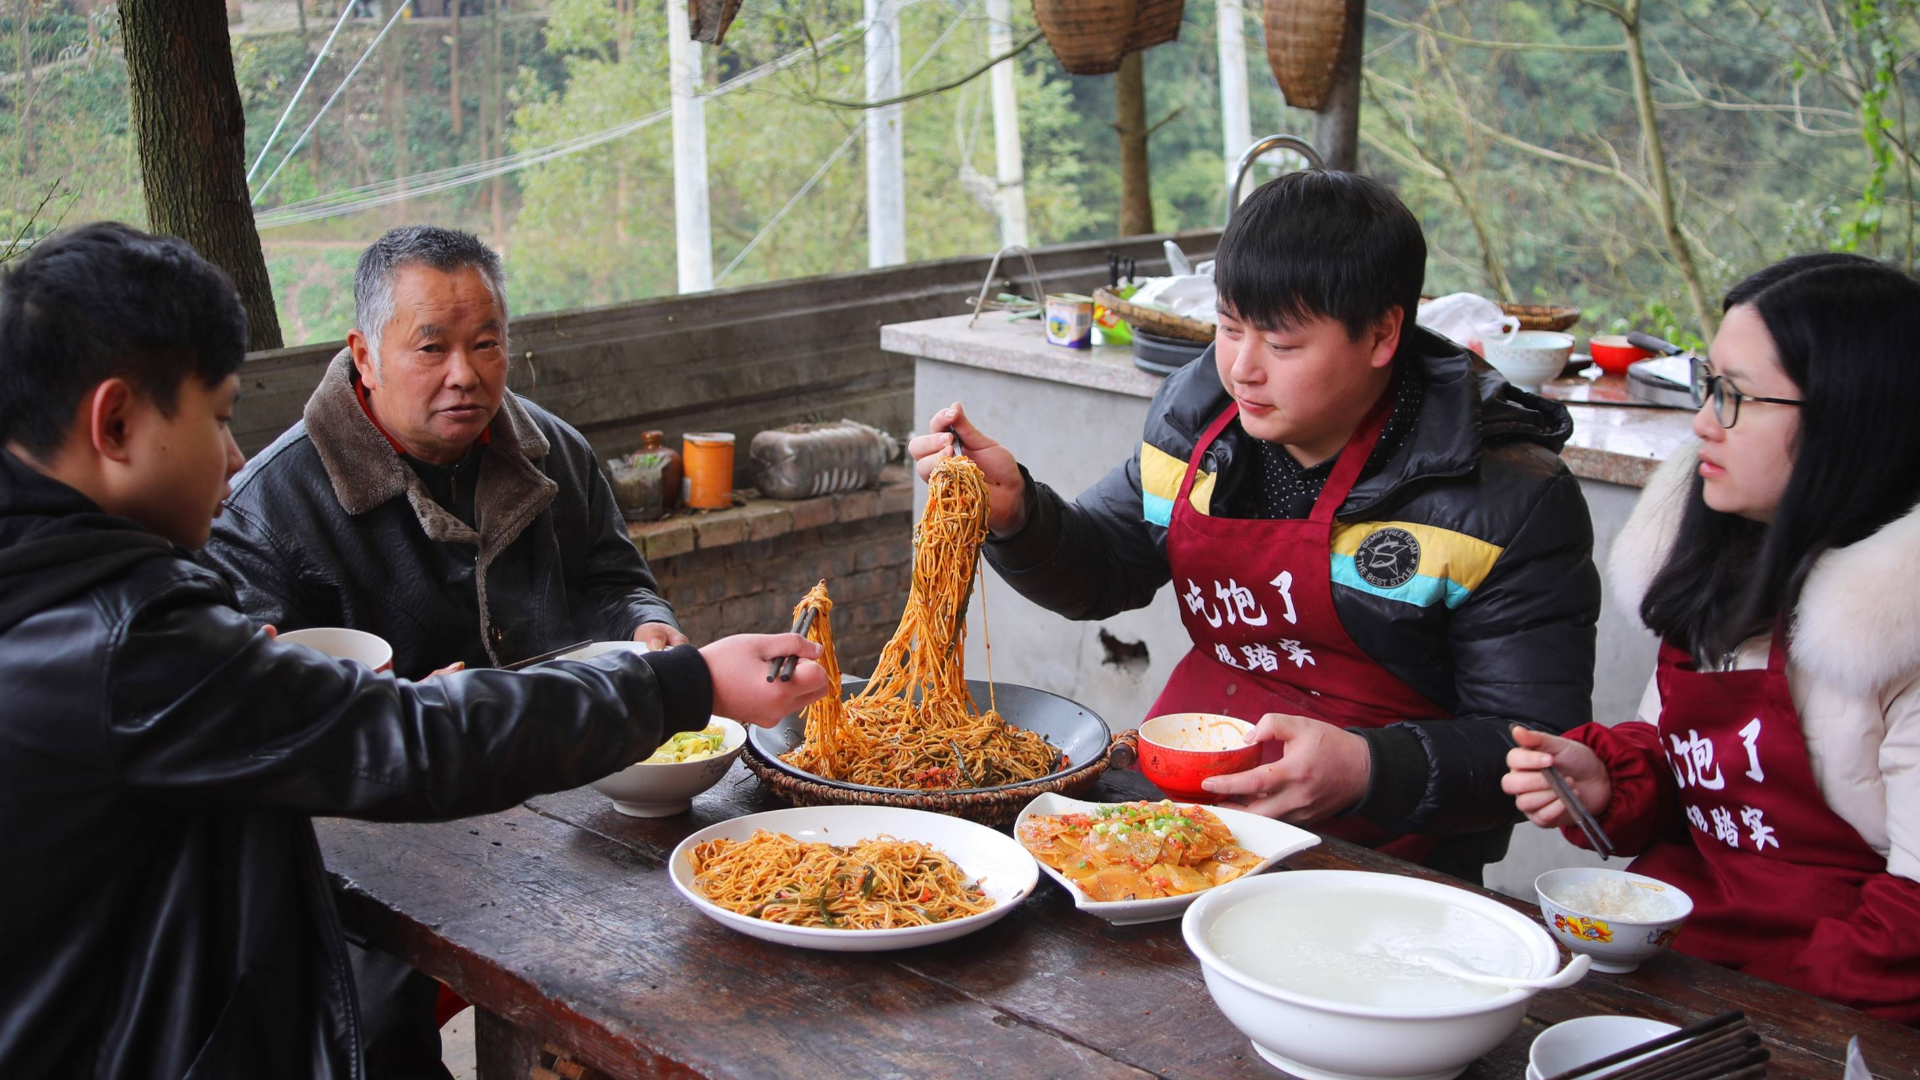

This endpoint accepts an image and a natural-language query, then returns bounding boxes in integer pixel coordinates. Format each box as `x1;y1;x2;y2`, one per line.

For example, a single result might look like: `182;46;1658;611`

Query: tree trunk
1115;51;1154;235
17;0;34;177
120;0;284;351
294;0;307;38
385;22;407;220
1311;0;1364;171
1618;1;1716;338
489;0;504;246
449;0;461;137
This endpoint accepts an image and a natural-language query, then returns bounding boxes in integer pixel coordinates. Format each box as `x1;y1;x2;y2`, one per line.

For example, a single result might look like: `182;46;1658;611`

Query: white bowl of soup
590;716;747;817
1183;870;1566;1080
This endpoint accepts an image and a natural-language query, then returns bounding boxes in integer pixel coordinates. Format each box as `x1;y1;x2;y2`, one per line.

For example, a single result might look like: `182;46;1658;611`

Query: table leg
473;1008;539;1078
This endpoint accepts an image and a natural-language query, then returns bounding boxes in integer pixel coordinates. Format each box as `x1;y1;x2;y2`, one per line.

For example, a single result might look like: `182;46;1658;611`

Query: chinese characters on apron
1634;632;1883;968
1148;392;1447;858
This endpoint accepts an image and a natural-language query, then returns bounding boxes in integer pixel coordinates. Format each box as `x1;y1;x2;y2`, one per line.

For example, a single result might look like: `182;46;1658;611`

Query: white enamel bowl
669;805;1039;952
553;642;747;818
1526;1015;1681;1080
1183;871;1566;1080
1535;867;1693;974
1013;793;1320;925
1484;330;1575;393
590;716;747;817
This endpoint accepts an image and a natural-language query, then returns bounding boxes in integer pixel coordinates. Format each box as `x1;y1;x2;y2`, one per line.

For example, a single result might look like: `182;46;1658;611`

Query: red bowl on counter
1137;713;1262;804
1589;335;1653;376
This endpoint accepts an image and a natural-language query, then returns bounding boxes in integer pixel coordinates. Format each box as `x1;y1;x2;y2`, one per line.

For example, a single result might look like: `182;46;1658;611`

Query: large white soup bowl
1183;871;1564;1080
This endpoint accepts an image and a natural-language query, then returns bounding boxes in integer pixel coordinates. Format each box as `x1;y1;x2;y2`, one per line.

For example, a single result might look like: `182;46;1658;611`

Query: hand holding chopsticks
768;605;819;682
1503;724;1617;859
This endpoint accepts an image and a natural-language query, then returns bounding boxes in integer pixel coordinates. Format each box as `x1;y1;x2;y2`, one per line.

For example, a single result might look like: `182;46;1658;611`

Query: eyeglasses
1689;356;1803;428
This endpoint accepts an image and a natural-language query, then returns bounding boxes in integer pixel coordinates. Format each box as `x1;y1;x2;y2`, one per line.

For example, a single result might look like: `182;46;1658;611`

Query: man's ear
87;379;139;464
1368;307;1407;370
347;328;380;387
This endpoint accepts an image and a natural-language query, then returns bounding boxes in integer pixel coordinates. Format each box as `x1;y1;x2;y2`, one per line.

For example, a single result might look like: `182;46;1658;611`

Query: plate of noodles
740;454;1133;826
668;805;1039;951
1014;794;1321;925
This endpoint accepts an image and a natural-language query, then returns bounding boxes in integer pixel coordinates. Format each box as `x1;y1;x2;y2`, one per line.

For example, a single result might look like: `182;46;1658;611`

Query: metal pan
746;679;1115;795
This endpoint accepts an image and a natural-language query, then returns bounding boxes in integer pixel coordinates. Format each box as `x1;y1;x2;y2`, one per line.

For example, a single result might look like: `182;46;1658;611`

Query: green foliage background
2;0;1915;348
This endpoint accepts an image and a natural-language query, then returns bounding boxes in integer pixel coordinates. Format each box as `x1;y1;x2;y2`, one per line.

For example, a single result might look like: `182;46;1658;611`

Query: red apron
1632;632;1883;967
1147;394;1448;859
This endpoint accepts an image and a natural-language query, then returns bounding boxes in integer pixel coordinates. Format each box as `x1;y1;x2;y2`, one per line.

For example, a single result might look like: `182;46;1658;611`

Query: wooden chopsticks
1541;1012;1768;1080
767;605;818;682
1507;724;1616;859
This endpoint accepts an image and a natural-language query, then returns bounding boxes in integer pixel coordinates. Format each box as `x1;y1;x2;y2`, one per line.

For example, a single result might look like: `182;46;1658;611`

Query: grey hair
353;225;509;376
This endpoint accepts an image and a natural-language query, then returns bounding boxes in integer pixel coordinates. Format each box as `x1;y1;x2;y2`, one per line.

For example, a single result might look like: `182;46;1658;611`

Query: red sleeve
1738;872;1920;1025
1558;721;1688;857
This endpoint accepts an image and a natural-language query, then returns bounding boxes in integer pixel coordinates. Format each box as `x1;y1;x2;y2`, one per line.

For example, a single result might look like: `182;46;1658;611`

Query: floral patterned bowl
1535;867;1693;974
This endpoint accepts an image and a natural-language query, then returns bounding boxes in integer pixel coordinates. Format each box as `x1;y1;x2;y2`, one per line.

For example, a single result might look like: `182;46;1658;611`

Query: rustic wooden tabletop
317;767;1920;1080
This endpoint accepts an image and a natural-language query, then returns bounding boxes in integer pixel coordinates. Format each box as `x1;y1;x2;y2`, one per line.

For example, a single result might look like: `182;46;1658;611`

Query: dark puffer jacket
0;451;713;1080
986;329;1600;864
202;351;676;679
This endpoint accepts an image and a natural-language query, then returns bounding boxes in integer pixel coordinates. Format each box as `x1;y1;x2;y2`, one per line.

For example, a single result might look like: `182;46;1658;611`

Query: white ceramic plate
669;805;1039;952
1013;793;1321;925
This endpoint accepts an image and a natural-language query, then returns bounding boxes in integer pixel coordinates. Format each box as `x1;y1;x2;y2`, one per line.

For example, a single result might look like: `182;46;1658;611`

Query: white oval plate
669;805;1039;952
1013;793;1322;925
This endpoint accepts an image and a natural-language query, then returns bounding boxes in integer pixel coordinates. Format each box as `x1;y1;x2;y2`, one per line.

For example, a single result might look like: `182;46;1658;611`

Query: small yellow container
682;432;736;510
1045;293;1094;348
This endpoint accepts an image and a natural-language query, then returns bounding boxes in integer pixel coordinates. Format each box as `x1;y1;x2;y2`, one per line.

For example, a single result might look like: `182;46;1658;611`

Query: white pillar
865;0;906;267
986;0;1029;248
1218;0;1253;194
668;0;714;292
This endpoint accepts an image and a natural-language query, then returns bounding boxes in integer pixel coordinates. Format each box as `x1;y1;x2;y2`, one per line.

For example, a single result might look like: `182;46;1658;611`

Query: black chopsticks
1507;724;1617;860
768;605;818;682
501;639;594;672
1541;1012;1766;1080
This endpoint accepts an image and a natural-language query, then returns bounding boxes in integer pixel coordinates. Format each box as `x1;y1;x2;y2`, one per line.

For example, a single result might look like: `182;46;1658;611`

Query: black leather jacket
987;330;1600;866
202;351;677;677
0;452;713;1080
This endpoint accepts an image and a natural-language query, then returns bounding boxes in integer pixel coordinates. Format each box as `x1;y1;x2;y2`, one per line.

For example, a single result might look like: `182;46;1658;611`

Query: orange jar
682;432;736;510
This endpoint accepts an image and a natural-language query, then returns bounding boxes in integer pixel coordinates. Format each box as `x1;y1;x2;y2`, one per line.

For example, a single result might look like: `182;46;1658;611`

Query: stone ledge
629;466;913;561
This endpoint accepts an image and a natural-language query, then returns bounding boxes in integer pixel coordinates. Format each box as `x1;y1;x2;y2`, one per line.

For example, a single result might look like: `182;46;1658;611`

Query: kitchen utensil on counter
1485;330;1575;392
1589;335;1655;376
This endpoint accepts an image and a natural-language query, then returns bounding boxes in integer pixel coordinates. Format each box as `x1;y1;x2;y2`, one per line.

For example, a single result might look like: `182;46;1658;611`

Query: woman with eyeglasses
1503;253;1920;1022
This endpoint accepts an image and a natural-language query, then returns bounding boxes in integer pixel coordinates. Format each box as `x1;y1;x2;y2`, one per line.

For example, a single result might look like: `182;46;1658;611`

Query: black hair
1213;171;1427;351
0;222;248;458
1640;253;1920;659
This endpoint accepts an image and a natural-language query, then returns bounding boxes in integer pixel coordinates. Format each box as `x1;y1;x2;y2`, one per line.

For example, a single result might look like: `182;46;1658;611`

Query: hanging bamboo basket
1123;0;1185;53
1264;0;1353;112
689;0;743;45
1031;0;1141;75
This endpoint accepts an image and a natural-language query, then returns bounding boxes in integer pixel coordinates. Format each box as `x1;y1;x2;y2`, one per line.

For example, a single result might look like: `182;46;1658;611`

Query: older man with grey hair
202;224;690;1077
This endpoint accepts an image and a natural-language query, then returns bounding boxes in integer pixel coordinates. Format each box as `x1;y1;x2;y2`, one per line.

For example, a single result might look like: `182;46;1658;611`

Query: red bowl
1589;335;1653;376
1137;713;1262;804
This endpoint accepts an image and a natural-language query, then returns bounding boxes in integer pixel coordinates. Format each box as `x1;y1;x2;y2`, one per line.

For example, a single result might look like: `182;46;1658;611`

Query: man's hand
635;622;691;650
905;402;1029;536
1199;713;1374;824
1501;725;1612;829
698;633;830;728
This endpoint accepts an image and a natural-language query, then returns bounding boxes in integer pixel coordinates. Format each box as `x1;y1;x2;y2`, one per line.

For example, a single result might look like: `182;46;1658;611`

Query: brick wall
631;471;915;676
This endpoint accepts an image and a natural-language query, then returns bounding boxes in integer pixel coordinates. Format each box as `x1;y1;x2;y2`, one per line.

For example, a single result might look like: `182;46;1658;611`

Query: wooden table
317;768;1919;1080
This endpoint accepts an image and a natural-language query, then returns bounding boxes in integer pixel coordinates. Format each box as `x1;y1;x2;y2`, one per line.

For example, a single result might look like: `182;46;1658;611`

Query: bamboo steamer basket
1264;0;1353;112
1095;287;1215;344
1124;0;1185;53
1032;0;1140;75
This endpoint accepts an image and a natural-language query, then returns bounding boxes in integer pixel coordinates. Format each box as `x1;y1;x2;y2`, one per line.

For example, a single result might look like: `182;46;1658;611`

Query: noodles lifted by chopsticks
781;454;1060;790
688;829;996;928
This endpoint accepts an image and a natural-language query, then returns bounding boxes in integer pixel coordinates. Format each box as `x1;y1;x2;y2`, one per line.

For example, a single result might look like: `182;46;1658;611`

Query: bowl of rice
1535;868;1692;974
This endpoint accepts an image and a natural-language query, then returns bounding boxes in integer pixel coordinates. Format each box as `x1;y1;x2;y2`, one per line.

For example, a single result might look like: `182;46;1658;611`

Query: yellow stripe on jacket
1329;521;1504;609
1140;442;1215;525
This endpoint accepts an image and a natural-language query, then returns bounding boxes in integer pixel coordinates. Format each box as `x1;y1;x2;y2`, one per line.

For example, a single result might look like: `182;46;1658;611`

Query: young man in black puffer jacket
909;173;1600;882
0;223;827;1080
